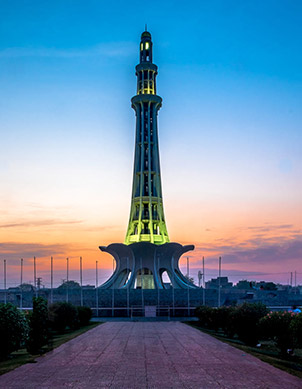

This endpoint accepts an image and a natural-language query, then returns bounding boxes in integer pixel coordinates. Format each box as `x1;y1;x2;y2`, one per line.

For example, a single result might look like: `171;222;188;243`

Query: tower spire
125;31;169;245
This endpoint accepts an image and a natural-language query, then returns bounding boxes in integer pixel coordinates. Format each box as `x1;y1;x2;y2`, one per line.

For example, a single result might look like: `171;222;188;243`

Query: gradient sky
1;0;301;287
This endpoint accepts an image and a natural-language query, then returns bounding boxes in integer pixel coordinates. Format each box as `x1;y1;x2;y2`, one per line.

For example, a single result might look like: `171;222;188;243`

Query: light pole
203;256;205;305
66;257;69;303
172;255;175;317
112;257;114;317
20;258;23;309
4;259;7;304
96;260;99;317
218;256;221;308
80;257;83;306
34;256;37;298
187;257;189;278
187;257;190;317
50;256;53;304
157;256;160;314
127;256;130;317
141;257;144;311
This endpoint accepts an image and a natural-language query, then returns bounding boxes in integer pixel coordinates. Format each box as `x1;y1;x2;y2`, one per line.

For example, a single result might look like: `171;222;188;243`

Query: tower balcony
135;63;158;74
140;234;152;242
131;94;162;108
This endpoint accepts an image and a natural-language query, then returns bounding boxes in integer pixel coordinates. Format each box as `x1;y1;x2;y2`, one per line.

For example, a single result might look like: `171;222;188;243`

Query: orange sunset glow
1;2;301;289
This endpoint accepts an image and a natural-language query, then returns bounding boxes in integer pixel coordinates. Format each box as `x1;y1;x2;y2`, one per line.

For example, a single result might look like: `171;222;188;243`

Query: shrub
26;297;49;354
206;307;229;332
195;306;236;336
0;303;29;360
219;306;237;338
290;313;302;349
195;306;214;328
77;306;92;327
259;311;294;355
48;302;79;333
233;302;268;346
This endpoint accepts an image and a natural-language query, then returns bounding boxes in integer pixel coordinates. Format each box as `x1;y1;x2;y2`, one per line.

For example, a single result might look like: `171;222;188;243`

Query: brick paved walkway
0;322;301;388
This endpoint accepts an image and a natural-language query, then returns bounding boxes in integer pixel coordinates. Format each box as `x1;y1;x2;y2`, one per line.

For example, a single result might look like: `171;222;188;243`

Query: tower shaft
125;31;169;245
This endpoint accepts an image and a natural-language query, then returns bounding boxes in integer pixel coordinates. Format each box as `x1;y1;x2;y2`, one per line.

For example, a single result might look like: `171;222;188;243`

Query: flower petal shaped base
99;242;197;289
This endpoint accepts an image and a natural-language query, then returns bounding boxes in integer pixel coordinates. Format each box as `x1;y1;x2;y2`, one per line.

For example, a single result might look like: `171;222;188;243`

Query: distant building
256;281;277;291
236;280;254;289
205;277;232;289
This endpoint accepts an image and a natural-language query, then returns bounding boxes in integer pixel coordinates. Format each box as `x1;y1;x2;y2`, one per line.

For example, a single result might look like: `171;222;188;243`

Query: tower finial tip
145;23;147;31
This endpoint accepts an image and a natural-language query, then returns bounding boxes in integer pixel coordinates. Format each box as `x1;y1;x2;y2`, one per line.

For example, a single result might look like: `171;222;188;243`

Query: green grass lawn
186;322;302;379
0;322;101;376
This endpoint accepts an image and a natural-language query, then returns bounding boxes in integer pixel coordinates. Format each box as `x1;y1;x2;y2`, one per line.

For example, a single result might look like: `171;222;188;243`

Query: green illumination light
125;32;169;246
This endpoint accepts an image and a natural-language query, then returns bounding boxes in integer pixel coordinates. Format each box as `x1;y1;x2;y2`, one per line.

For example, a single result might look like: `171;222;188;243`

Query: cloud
0;242;69;263
193;238;302;266
245;224;294;232
0;42;136;59
0;219;83;229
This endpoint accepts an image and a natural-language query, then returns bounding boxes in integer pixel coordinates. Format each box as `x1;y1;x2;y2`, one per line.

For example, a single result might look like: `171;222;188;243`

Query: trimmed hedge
0;301;93;361
260;311;302;355
291;313;302;348
232;302;268;346
0;303;28;360
195;303;268;346
195;304;302;353
77;306;92;326
48;302;79;333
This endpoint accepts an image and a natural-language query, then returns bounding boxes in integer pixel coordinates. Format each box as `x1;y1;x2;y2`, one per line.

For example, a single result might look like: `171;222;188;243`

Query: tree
262;282;277;291
0;303;28;360
18;283;34;292
184;275;195;284
57;280;80;290
26;297;49;354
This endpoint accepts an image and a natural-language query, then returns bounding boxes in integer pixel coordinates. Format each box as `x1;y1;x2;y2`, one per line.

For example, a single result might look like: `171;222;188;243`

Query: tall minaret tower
99;30;196;290
125;30;169;245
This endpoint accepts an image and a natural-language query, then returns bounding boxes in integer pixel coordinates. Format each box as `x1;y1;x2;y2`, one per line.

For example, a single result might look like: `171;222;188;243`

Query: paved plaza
0;322;301;388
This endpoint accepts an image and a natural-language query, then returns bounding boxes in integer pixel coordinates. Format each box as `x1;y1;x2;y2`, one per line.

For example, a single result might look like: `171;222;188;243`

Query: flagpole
202;256;205;305
34;256;37;298
4;260;7;304
50;256;53;304
96;260;99;317
218;256;221;308
20;258;23;309
80;257;83;306
66;257;69;303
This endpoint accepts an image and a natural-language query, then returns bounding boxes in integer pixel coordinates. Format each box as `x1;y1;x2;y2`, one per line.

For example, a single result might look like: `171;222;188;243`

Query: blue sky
0;0;301;285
